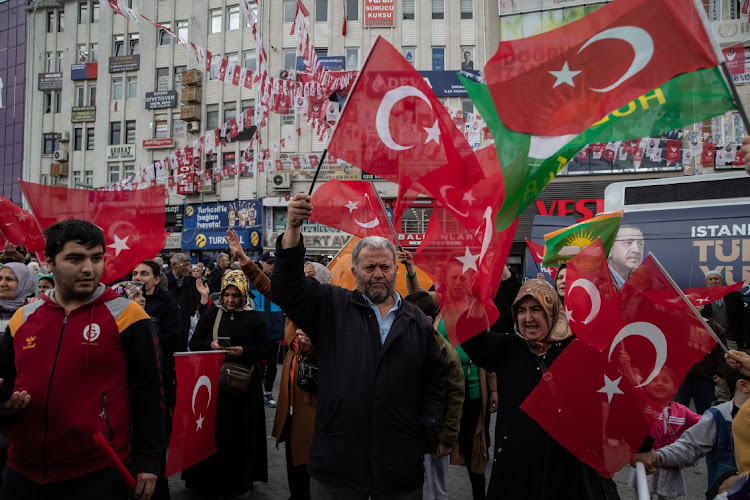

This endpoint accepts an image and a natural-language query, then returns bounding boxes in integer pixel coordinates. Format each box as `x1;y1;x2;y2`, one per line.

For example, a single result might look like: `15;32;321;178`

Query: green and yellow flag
460;66;736;231
542;210;623;267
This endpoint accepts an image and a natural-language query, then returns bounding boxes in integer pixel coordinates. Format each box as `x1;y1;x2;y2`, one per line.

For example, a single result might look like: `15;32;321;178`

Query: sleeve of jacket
657;410;717;467
438;342;464;448
241;260;272;302
271;235;330;343
0;321;18;404
240;313;271;365
159;296;182;355
461;330;515;374
189;307;216;352
119;302;166;475
421;327;447;440
207;268;223;294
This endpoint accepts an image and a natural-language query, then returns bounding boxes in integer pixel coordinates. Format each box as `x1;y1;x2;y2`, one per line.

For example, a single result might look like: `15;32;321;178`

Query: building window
460;0;473;19
54;91;62;113
224;102;237;123
126;120;136;144
45;52;53;72
283;49;297;71
57;11;64;32
158;23;172;46
123;165;135;180
43;134;56;155
283;0;297;22
432;47;444;70
74;128;83;151
173;113;185;138
226;52;239;66
44;92;53;114
89;43;98;63
241;99;254;114
156;67;169;91
174;66;187;87
346;49;358;70
403;0;414;19
110;122;122;145
461;98;474;114
56;52;64;72
86;128;95;150
227;6;240;30
77;43;87;62
78;2;89;24
92;2;99;23
47;11;54;32
346;0;358;20
129;34;140;55
73;171;82;186
108;166;121;184
315;48;328;58
176;20;188;41
210;9;222;33
316;0;328;22
432;0;444;19
243;51;256;72
85;170;94;186
155;115;169;138
112;77;123;99
113;35;125;57
88;85;96;106
206;105;219;129
75;84;85;107
127;77;138;99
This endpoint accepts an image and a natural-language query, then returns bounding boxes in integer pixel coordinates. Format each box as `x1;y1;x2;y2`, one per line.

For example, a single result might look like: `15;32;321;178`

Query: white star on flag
196;414;204;430
565;307;574;323
597;374;624;403
344;201;359;213
107;234;130;256
455;247;480;274
549;62;581;88
16;212;33;223
696;297;710;304
462;191;476;205
423;120;441;145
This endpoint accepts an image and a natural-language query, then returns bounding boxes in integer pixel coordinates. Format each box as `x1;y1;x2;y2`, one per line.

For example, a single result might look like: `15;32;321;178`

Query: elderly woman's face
221;285;243;311
516;296;549;342
0;268;19;300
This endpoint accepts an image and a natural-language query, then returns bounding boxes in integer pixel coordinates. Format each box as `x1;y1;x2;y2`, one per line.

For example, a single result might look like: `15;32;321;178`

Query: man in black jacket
166;253;205;351
207;253;229;294
271;193;446;499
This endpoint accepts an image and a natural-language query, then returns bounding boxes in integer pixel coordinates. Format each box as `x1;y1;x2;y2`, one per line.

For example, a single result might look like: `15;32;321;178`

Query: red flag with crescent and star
682;281;745;307
309;179;395;242
525;238;557;281
484;0;720;136
19;182;168;283
522;254;717;477
166;351;225;477
0;195;46;256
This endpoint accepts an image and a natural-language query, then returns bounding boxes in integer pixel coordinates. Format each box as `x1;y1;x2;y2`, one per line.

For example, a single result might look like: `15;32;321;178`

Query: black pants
282;418;311;500
264;339;281;393
1;466;130;500
458;397;486;500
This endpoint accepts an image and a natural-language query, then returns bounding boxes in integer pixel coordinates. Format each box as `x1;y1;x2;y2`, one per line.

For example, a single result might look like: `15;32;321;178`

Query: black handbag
212;309;253;393
296;353;318;393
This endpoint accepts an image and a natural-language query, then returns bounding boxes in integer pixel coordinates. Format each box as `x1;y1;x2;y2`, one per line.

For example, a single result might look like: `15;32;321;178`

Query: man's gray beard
357;277;395;304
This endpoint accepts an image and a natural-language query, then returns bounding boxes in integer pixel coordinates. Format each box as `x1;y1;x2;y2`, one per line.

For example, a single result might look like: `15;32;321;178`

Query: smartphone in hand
217;337;232;348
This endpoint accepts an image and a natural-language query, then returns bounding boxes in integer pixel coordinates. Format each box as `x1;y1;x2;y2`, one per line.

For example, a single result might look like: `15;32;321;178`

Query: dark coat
207;265;224;295
145;288;181;407
185;305;270;493
703;291;746;347
462;331;618;500
166;271;202;351
271;238;446;495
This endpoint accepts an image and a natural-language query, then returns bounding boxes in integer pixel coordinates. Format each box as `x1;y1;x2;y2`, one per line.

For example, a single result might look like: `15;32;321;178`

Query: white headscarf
0;262;38;312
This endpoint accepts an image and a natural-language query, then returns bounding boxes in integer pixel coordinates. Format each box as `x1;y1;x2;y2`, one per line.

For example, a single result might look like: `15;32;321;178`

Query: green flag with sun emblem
542;210;624;267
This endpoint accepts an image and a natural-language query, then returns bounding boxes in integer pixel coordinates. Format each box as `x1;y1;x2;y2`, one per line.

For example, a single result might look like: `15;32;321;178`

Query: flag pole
307;150;328;195
720;61;750;133
648;253;729;354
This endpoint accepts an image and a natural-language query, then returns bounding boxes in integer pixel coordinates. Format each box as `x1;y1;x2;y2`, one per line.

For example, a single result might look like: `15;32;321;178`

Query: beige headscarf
512;274;573;356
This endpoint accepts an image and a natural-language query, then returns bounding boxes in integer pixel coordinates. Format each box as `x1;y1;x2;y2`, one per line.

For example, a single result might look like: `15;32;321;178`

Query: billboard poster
364;0;395;27
182;201;263;250
527;204;750;290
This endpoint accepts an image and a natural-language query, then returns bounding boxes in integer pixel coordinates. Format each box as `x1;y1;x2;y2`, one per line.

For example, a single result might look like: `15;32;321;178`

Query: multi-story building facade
1;0;29;202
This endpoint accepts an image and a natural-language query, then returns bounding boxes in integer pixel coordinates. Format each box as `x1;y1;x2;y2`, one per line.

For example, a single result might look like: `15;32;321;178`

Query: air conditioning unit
272;172;291;191
56;132;70;143
181;69;203;87
187;121;201;133
50;162;69;177
53;150;69;162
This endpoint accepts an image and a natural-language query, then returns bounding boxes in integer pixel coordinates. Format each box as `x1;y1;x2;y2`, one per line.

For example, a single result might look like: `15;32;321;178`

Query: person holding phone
183;271;271;499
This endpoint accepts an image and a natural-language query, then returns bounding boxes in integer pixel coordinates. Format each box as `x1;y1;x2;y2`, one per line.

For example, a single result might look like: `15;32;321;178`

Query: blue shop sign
296;55;346;72
182;200;263;250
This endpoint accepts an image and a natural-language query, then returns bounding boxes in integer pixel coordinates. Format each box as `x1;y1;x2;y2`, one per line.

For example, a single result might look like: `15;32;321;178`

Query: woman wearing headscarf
184;269;270;500
0;263;38;331
110;281;146;308
461;274;619;499
225;229;327;499
35;273;54;298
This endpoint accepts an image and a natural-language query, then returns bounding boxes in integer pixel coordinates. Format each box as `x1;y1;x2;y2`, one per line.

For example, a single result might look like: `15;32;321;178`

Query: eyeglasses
176;261;191;267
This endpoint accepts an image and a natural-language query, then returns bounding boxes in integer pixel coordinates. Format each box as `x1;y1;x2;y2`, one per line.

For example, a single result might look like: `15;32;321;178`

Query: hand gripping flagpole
648;253;729;354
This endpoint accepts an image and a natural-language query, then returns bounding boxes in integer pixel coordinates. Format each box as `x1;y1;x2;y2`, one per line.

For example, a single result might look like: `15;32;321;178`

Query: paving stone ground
169;368;709;499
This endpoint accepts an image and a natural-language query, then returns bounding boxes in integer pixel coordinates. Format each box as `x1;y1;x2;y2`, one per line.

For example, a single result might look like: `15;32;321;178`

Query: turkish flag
0;196;46;255
414;203;518;346
701;143;716;166
165;351;225;477
485;0;719;135
723;42;745;76
525;238;557;281
524;254;717;477
310;180;394;241
20;182;168;284
665;140;680;163
391;178;419;232
564;239;620;351
677;281;745;308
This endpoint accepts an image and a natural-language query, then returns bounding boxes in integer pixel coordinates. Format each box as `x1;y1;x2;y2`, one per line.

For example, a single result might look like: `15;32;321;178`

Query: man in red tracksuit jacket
0;219;165;499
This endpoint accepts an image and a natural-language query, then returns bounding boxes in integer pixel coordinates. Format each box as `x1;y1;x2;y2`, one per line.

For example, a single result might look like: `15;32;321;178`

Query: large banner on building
182;201;262;250
364;0;395;27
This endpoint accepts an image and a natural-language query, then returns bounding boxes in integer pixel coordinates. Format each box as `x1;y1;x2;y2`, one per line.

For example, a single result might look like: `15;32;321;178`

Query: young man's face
46;241;104;300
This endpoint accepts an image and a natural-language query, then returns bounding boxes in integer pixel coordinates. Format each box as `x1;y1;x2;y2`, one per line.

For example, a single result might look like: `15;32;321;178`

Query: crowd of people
0;180;747;499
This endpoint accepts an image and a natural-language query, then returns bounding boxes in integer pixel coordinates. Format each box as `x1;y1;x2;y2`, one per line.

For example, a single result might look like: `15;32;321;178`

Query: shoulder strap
212;308;223;342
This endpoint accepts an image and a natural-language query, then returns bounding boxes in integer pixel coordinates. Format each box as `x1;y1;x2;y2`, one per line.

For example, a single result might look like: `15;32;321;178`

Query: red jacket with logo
0;285;165;484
